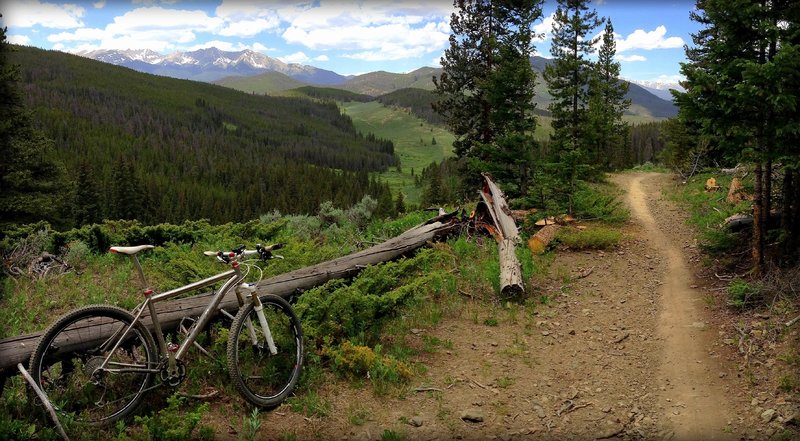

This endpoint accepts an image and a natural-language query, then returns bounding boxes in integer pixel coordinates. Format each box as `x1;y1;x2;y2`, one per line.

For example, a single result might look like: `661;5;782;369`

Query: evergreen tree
109;158;147;221
434;0;543;197
587;19;630;170
676;0;800;272
543;0;603;213
395;191;406;214
72;161;103;226
0;18;68;232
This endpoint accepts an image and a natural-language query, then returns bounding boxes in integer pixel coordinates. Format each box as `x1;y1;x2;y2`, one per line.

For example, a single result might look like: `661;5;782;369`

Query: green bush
118;395;214;441
727;278;762;309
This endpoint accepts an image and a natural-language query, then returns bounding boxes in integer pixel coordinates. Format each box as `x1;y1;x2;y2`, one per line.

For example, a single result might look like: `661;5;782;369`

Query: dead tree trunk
476;173;524;298
0;212;463;378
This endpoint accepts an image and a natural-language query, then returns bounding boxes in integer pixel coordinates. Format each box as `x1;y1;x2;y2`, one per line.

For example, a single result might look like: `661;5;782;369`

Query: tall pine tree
0;18;68;232
543;0;603;213
677;0;800;272
434;0;542;197
587;19;630;170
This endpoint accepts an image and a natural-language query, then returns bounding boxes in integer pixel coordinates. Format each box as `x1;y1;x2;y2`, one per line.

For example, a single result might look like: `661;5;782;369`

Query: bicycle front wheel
227;295;303;408
28;305;157;424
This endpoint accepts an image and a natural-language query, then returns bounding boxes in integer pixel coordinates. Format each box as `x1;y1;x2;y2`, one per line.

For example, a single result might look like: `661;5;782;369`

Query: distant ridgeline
11;46;397;224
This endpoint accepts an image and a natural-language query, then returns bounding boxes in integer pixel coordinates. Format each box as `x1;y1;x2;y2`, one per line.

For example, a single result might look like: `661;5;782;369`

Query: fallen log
0;211;463;377
528;224;561;255
477;173;524;297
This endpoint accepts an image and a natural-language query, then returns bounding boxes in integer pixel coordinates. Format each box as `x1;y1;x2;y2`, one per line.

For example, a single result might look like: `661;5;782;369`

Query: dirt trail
241;172;770;440
618;172;736;440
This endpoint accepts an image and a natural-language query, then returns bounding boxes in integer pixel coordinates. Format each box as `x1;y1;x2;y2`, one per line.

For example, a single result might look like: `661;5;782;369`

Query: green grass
669;171;751;254
557;225;623;250
340;101;455;203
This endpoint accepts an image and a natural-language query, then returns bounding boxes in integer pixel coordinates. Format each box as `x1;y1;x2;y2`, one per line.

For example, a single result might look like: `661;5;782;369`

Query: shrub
727;278;762;309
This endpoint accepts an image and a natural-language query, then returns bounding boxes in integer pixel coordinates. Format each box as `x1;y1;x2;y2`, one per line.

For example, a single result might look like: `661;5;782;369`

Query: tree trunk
753;161;764;275
0;212;463;376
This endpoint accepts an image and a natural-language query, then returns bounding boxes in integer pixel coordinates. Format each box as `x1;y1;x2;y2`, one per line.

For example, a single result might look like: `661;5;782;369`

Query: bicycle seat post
130;254;149;290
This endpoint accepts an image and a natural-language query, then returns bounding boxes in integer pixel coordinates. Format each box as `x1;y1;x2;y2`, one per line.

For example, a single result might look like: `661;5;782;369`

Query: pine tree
72;161;103;226
587;19;630;170
676;0;800;272
395;191;406;214
434;0;543;197
0;19;68;232
543;0;603;213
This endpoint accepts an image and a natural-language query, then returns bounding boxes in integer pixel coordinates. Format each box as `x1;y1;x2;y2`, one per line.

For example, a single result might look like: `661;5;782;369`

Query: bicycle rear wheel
28;305;157;424
227;295;303;408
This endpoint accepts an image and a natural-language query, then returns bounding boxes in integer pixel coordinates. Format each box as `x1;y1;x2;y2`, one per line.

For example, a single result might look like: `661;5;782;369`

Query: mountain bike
27;243;303;425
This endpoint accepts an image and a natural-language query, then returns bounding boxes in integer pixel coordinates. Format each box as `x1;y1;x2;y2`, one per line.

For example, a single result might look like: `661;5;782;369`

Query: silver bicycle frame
100;253;244;371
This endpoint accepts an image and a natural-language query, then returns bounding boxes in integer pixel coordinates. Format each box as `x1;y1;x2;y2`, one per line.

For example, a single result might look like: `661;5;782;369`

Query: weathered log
479;173;520;243
528;224;561;255
498;239;524;298
0;212;463;377
478;173;524;297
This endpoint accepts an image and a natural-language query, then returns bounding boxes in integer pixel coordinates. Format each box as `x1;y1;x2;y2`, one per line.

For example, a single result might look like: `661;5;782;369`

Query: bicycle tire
227;295;303;408
28;304;157;425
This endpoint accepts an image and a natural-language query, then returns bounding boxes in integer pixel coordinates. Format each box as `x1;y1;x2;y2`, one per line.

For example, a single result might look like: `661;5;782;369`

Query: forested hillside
9;46;398;225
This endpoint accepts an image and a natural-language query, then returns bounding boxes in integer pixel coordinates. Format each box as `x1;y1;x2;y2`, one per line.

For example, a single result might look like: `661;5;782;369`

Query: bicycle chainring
159;359;186;387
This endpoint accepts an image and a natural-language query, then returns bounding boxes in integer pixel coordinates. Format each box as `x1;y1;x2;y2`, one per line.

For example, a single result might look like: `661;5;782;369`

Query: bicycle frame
99;252;246;374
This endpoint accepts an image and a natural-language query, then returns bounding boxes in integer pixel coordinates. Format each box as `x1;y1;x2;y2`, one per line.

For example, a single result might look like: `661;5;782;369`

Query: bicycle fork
239;283;278;355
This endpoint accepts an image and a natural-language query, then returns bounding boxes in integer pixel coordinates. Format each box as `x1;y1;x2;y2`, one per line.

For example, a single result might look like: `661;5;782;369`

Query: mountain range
79;48;677;118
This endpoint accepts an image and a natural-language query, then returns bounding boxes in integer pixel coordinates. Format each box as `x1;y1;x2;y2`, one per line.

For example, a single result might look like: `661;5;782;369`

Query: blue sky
1;0;698;83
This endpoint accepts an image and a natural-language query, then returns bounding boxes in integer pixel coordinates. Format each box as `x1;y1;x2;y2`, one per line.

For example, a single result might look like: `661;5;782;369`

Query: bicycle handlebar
203;243;285;263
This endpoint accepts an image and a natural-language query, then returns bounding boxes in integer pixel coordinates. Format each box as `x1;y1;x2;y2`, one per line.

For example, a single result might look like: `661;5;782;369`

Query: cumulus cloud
617;54;647;62
93;1;106;8
280;1;451;61
46;6;224;52
314;55;329;61
533;12;555;43
279;51;312;64
616;25;684;52
215;2;281;37
7;34;33;45
3;0;85;29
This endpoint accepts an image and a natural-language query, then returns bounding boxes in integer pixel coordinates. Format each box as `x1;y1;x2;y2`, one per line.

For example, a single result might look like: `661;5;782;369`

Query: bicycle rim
29;305;156;424
228;295;303;407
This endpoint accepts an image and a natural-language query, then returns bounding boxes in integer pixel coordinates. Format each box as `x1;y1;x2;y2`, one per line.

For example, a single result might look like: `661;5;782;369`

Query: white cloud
279;51;312;64
3;0;85;29
280;1;451;61
219;17;280;38
106;7;222;34
251;42;275;53
616;25;684;53
533;12;555;43
7;34;33;45
314;55;329;62
47;6;224;52
617;54;647;62
93;1;105;8
215;2;281;37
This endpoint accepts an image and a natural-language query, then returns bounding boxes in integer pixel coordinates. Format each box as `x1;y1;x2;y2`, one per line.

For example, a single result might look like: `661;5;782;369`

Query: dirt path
243;172;772;440
617;172;736;440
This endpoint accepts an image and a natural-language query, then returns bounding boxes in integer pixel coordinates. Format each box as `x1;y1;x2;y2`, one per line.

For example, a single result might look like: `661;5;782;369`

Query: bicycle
27;243;304;425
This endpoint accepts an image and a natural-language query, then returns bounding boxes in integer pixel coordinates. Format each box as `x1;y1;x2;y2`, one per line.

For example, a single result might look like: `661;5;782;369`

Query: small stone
761;409;777;423
542;331;551;336
533;404;547;419
409;416;424;427
461;408;485;423
569;329;576;335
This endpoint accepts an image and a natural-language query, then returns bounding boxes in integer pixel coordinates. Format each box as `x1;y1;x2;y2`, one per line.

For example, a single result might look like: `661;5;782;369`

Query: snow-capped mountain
77;48;347;85
625;79;685;101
